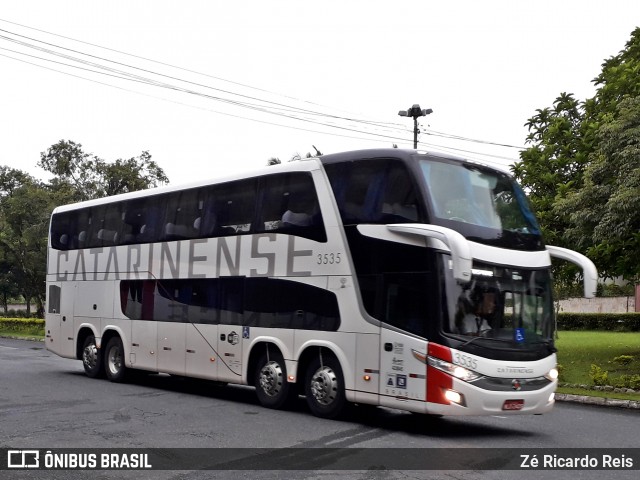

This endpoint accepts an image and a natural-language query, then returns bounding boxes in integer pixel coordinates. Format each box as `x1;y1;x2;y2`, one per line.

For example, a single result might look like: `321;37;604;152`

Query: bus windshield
442;260;554;348
419;160;542;250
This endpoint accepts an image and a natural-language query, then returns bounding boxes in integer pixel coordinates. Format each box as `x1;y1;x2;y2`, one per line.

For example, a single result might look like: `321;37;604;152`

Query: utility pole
398;104;433;149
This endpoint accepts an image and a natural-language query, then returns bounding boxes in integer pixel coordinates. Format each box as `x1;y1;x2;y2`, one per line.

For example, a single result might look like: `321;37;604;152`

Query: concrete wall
558;296;636;313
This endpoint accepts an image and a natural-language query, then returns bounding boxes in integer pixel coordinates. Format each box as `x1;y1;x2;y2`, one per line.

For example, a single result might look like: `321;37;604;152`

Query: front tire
254;350;294;409
305;353;346;419
104;337;127;382
82;334;103;378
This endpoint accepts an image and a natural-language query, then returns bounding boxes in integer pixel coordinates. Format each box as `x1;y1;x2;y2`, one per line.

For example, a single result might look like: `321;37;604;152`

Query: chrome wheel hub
310;366;338;406
259;361;283;397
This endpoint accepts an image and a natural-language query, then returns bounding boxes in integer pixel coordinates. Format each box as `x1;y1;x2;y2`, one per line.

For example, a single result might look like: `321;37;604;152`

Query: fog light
548;392;555;403
444;389;466;406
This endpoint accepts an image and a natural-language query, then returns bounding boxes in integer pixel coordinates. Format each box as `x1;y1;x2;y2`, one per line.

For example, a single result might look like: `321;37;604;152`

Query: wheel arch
101;327;128;365
246;340;286;387
296;343;349;394
75;326;98;360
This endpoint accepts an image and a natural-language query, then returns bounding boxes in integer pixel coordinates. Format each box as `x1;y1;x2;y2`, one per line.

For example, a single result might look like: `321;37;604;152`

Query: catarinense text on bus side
52;234;345;281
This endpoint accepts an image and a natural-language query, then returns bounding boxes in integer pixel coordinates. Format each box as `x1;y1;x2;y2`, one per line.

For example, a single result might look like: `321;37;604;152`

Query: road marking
0;345;18;350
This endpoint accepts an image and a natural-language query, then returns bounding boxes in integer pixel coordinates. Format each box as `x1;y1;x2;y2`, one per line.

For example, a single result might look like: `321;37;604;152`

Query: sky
1;0;640;187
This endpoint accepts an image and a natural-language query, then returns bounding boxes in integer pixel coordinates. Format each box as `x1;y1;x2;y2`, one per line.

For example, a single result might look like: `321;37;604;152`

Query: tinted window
324;158;423;225
257;173;326;242
245;278;339;330
208;179;257;236
120;277;340;331
359;272;433;338
51;172;325;250
48;285;61;314
162;189;205;241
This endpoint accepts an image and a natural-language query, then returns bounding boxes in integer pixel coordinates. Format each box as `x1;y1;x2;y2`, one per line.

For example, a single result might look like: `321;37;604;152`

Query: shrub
612;355;634;366
589;364;609;386
614;375;640;390
557;313;640;332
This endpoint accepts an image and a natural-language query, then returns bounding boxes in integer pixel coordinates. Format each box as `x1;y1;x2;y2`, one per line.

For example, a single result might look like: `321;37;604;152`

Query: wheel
82;335;103;378
304;353;346;419
254;350;294;409
104;337;127;382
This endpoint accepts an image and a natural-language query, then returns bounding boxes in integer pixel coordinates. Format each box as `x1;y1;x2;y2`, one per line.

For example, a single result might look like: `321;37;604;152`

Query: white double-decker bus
45;148;597;418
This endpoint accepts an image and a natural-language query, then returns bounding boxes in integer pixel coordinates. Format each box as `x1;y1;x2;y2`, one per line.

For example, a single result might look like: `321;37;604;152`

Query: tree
0;170;54;316
513;28;640;288
512;92;587;247
39;140;168;201
267;146;322;166
560;96;640;282
0;141;170;316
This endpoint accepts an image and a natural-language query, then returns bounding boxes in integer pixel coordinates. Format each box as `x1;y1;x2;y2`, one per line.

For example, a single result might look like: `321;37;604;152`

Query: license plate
503;399;524;411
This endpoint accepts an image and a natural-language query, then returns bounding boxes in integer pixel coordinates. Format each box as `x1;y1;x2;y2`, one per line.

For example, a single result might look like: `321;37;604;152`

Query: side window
209;179;257;236
51;209;92;250
120;278;340;331
121;197;166;245
245;278;340;331
381;164;421;223
257;173;327;242
218;277;244;325
162;189;204;241
325;159;423;225
383;273;430;338
48;285;61;313
358;273;432;338
120;280;156;320
91;205;123;247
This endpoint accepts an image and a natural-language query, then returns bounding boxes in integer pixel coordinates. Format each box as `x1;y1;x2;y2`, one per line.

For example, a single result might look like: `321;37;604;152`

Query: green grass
556;386;639;401
555;330;640;400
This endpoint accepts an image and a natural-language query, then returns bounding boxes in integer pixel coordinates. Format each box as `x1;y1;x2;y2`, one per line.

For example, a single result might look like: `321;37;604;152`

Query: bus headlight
427;356;483;382
544;368;559;381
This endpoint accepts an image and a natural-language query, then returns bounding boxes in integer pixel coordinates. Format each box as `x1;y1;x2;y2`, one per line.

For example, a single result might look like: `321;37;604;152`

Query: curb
555;393;640;410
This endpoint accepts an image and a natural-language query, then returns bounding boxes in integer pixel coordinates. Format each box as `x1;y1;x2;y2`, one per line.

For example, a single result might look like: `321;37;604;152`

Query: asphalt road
1;337;638;480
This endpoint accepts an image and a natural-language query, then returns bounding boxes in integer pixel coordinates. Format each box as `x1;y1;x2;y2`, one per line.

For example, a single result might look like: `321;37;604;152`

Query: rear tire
305;353;346;419
82;334;103;378
104;336;127;383
254;350;294;409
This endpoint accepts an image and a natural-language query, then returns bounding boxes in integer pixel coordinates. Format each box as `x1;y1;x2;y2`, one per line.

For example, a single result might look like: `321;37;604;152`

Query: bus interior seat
97;228;118;244
282;209;312;227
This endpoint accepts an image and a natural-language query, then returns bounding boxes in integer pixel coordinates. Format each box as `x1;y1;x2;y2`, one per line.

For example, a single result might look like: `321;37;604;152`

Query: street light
398;104;433;149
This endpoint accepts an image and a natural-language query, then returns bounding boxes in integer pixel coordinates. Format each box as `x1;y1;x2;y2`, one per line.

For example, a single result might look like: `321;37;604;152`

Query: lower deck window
120;277;340;331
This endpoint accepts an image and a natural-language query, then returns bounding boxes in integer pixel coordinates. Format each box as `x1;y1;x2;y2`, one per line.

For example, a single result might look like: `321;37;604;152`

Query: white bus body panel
425;347;557;416
130;320;158;372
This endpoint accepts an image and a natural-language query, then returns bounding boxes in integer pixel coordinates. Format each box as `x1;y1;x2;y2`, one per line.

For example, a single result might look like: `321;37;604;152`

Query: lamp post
398;104;433;149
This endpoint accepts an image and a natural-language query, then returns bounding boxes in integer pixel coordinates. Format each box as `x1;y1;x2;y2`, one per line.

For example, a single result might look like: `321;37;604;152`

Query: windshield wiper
459;333;513;347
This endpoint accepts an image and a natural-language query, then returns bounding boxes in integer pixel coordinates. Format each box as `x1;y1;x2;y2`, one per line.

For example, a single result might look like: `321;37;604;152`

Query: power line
0;18;527;151
0;19;525;162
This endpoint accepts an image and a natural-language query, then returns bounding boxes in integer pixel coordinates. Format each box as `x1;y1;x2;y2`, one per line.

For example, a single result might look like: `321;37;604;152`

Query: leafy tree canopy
513;27;640;285
39;140;168;201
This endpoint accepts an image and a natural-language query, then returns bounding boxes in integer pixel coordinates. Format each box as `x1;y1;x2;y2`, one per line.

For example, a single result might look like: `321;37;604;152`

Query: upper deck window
50;171;327;250
324;158;424;225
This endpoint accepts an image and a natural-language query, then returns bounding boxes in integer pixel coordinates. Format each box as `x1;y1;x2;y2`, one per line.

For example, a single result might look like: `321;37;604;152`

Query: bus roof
51;148;508;214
